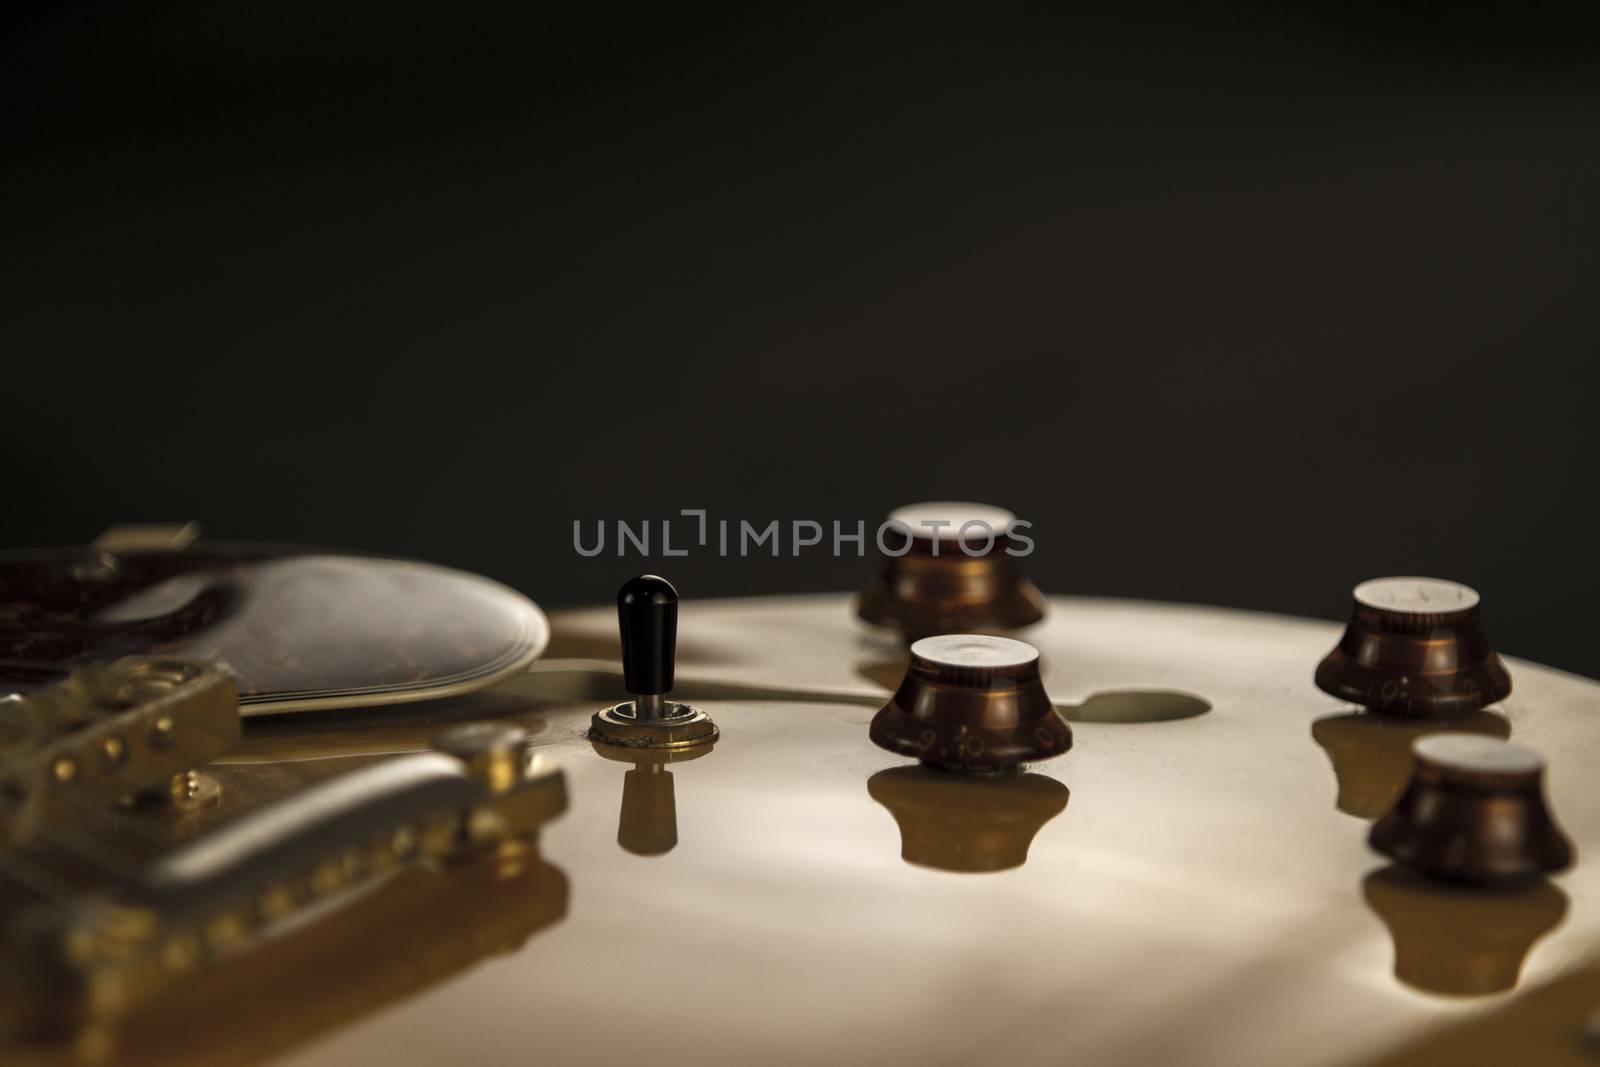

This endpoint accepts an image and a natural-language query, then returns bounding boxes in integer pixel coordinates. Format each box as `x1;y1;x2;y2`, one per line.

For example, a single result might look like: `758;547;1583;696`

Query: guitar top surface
128;592;1600;1067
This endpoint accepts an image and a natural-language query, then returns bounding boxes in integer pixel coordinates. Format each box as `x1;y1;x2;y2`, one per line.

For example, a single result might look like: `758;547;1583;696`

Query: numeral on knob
869;635;1071;772
1315;577;1511;717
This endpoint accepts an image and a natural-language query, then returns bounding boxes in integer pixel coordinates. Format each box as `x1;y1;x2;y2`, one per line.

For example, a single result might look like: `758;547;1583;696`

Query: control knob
1369;734;1573;887
869;634;1071;773
856;502;1045;642
1315;576;1511;717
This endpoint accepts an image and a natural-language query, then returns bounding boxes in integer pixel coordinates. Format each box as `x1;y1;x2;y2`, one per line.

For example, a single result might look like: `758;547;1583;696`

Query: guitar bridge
6;722;566;1039
0;658;240;846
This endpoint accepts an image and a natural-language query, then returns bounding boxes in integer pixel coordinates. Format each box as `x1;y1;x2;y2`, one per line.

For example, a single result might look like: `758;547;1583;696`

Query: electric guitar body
2;529;1596;1066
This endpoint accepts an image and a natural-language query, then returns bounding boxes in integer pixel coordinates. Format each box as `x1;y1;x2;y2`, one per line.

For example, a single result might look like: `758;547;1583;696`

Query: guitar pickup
6;722;566;1040
0;658;240;846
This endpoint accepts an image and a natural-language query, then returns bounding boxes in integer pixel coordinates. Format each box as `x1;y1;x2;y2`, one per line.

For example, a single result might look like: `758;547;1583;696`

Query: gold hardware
589;700;718;750
166;770;200;804
88;523;203;557
69;524;202;584
433;722;531;795
390;825;418;859
148;714;180;751
8;724;567;1039
0;659;239;846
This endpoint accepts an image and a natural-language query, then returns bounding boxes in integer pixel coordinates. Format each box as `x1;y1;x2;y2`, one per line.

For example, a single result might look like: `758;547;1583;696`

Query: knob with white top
869;634;1071;772
1369;734;1573;886
856;501;1045;642
1315;576;1511;717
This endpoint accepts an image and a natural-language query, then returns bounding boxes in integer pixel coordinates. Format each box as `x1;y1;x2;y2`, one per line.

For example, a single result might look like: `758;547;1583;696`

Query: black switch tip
618;574;677;697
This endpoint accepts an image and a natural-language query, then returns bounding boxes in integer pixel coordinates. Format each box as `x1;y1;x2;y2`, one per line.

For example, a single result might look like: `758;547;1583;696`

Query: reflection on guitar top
868;766;1068;873
12;847;568;1067
1362;863;1567;998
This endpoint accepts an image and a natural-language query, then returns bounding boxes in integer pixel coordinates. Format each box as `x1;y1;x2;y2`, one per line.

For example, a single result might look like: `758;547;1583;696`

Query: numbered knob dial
1315;577;1511;717
870;635;1071;773
1370;735;1573;887
856;502;1045;642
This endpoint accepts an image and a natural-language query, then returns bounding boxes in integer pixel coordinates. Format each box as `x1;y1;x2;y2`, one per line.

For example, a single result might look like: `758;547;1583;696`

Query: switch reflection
591;740;715;857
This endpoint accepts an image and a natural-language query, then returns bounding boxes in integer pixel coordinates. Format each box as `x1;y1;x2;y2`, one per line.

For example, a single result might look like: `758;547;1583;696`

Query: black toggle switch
589;575;717;750
618;575;677;720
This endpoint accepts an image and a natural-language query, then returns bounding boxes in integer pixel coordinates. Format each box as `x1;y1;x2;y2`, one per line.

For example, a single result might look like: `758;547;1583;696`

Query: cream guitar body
83;594;1600;1066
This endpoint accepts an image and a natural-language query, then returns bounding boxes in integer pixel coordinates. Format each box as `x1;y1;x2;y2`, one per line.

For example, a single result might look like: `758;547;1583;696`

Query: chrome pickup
7;722;566;1039
0;659;239;846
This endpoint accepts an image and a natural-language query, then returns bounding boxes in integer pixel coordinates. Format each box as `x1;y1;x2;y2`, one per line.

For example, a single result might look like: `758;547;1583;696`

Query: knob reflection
1362;864;1567;997
591;740;715;857
867;766;1067;873
1311;710;1509;820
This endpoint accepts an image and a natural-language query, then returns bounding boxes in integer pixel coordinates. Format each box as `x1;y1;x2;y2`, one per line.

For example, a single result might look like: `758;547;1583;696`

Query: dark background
5;6;1598;676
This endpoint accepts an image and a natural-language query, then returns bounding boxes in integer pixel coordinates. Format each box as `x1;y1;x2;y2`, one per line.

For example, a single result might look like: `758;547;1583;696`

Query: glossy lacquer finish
139;594;1589;1067
15;596;1597;1067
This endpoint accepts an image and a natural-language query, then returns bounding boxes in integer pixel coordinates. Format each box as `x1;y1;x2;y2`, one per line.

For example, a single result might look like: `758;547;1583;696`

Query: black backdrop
6;6;1599;677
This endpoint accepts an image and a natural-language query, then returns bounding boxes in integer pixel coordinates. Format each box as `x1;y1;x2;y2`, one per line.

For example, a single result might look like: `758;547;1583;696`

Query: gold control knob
857;502;1044;642
1370;734;1574;887
1315;577;1511;717
870;634;1071;773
